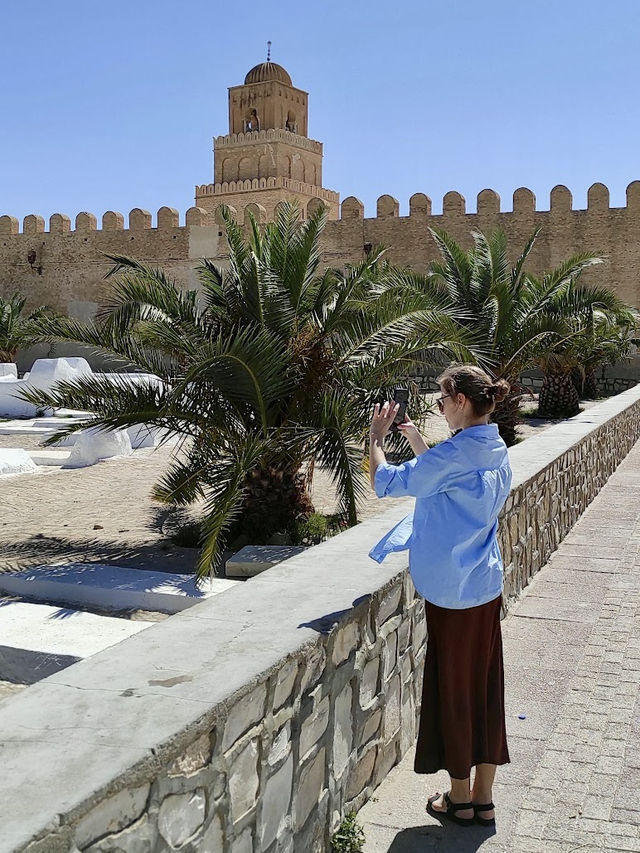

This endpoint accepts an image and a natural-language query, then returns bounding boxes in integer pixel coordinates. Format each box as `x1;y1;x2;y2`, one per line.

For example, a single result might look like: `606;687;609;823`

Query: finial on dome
267;40;271;61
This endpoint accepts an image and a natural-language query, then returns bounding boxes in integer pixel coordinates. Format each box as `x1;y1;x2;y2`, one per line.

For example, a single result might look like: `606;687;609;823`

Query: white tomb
65;427;133;467
0;363;18;380
0;449;38;477
0;600;154;684
0;564;240;614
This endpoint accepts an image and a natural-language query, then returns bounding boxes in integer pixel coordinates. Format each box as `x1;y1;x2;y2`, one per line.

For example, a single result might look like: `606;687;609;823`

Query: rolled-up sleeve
374;441;460;499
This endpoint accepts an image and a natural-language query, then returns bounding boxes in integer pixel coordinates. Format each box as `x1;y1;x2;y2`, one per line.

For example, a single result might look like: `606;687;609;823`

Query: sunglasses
436;394;452;412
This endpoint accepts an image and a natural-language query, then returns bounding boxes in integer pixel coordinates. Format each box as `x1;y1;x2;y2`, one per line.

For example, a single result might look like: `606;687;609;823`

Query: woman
368;364;512;827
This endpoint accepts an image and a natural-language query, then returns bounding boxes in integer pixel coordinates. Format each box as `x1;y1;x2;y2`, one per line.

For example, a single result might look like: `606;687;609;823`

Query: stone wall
3;385;640;853
2;181;640;327
409;358;640;396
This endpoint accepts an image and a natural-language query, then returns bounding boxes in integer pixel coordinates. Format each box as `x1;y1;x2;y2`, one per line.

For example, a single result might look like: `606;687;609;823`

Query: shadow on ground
385;823;496;852
0;533;198;575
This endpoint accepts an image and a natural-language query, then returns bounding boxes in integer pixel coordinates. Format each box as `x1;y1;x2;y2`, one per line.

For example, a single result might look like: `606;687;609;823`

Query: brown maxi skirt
414;595;510;780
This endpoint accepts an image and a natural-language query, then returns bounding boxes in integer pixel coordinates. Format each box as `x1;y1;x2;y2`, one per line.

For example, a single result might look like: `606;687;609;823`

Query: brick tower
195;53;339;222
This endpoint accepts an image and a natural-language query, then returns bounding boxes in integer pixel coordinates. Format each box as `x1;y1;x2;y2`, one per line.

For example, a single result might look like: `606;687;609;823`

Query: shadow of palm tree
0;533;199;576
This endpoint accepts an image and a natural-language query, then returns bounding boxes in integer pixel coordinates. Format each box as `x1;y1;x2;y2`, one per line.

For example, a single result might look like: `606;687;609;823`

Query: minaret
195;49;339;222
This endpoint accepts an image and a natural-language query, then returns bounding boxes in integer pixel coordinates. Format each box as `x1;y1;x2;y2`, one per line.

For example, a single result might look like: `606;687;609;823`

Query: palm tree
421;227;603;443
24;203;478;576
536;283;637;417
0;293;54;363
571;311;640;400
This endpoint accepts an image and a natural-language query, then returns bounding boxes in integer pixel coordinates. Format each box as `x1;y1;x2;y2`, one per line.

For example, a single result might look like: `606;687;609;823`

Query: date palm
537;289;638;415
571;309;640;399
421;227;603;443
24;203;478;576
0;293;53;363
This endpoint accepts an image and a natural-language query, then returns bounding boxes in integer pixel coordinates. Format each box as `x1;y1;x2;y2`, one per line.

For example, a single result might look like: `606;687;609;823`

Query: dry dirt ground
0;399;595;579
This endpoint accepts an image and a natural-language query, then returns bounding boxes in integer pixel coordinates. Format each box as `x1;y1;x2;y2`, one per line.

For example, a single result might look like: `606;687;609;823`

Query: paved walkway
359;440;640;853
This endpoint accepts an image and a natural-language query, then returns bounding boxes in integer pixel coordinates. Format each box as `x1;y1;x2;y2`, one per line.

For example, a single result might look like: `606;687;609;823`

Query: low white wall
3;385;640;853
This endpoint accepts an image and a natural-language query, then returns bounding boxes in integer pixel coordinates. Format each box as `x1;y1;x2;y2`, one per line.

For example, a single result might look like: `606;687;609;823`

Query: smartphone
390;388;409;431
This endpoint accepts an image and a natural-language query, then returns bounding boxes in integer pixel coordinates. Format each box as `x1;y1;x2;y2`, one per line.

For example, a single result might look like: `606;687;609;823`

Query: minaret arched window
245;109;260;132
285;110;297;133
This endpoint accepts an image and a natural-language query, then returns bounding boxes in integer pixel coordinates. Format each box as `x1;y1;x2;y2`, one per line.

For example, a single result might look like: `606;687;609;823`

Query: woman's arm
369;402;398;489
398;417;428;456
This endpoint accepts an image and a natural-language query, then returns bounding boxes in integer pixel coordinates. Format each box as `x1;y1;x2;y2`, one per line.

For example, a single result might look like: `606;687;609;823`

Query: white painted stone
258;753;293;848
0;358;93;418
0;600;153;684
127;424;161;449
228;739;259;823
0;449;37;476
225;545;307;578
75;784;150;848
27;449;71;466
0;364;17;379
158;789;206;848
0;564;239;615
65;427;133;467
333;683;353;778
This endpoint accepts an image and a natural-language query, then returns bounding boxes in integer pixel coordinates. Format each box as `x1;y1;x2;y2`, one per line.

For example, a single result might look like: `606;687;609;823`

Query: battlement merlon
0;206;221;237
3;182;640;240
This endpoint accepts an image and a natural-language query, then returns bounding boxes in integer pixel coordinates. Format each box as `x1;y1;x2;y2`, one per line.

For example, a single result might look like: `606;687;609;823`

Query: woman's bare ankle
471;788;493;805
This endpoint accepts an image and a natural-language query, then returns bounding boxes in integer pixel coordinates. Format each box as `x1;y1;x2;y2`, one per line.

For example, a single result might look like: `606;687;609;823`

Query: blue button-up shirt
369;424;512;609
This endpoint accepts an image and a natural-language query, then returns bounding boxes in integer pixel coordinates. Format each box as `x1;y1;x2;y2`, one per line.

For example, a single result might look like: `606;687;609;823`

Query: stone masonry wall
3;386;640;853
2;181;640;326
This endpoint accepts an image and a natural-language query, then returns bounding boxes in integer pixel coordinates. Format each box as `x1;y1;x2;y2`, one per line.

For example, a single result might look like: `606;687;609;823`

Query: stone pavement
359;440;640;853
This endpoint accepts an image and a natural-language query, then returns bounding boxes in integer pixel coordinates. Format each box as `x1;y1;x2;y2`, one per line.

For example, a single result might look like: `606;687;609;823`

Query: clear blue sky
1;0;638;222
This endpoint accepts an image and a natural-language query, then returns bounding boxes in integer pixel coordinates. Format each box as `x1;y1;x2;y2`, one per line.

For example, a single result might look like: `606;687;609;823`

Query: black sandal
426;791;475;826
473;801;496;826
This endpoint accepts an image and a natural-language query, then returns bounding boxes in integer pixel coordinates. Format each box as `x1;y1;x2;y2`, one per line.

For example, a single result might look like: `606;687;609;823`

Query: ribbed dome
244;61;292;86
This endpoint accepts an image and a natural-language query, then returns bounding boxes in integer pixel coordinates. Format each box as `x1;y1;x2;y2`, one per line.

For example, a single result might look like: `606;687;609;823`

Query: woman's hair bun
490;379;510;404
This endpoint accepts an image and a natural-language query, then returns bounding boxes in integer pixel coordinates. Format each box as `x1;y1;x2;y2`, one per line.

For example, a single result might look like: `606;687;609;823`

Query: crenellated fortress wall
320;182;640;308
1;182;640;333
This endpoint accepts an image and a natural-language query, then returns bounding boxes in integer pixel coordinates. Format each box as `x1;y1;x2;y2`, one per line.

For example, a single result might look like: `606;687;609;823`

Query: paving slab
0;564;240;614
359;439;640;853
225;544;308;577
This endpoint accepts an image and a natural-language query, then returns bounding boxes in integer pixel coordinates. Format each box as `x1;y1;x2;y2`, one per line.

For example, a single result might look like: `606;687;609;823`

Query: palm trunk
538;373;580;418
583;369;598;399
491;390;522;447
237;463;315;543
570;367;584;397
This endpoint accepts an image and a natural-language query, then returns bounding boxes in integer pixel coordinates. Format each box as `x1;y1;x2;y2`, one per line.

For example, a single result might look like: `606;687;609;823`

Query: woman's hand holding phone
398;415;429;456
